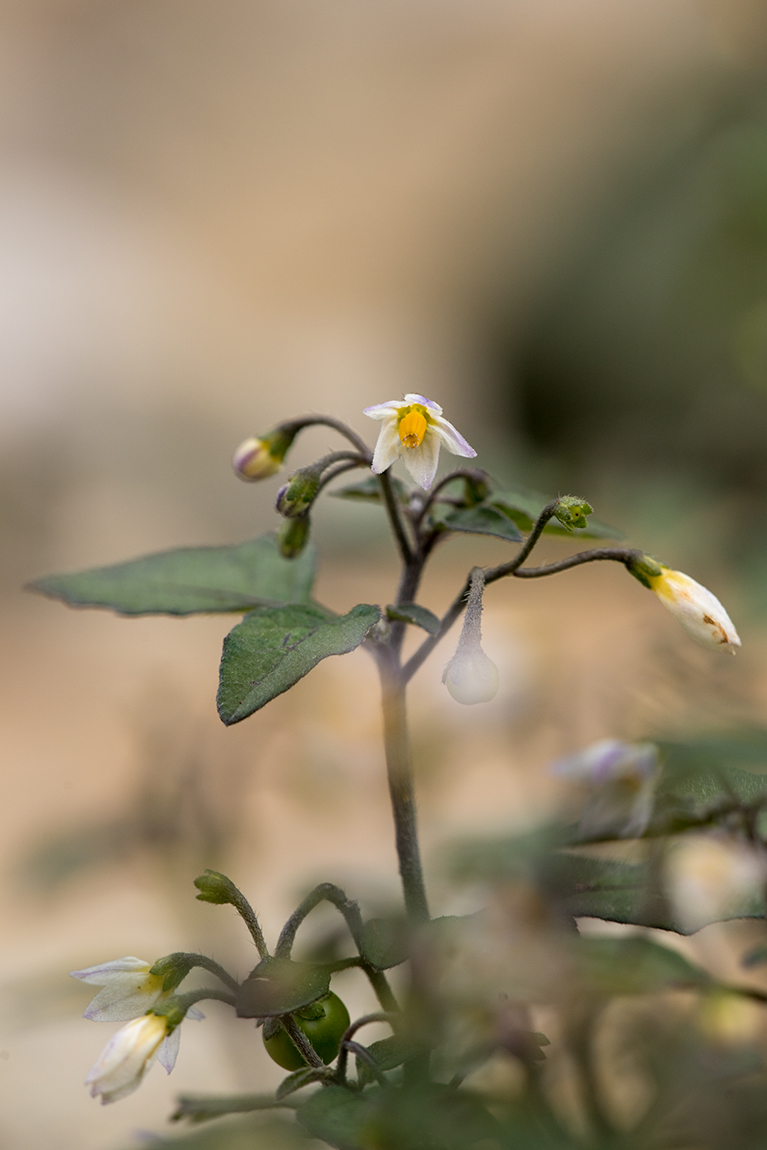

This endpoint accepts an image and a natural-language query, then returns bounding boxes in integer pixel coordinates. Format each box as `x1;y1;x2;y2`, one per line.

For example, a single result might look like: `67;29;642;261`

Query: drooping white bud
649;568;741;652
443;568;499;705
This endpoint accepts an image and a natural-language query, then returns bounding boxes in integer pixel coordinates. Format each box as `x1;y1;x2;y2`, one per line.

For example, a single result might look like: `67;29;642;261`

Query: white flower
85;1013;172;1104
649;568;740;652
70;957;165;1022
553;739;659;839
363;394;476;489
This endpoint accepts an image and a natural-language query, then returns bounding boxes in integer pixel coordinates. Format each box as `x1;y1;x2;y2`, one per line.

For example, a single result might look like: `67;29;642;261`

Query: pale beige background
2;2;766;1147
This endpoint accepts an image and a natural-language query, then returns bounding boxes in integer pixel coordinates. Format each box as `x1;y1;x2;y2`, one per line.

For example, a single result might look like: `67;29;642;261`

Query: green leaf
29;533;316;616
492;487;622;539
385;603;440;633
574;936;711;996
330;475;410;504
236;958;331;1017
438;504;523;543
217;603;381;725
355;1034;419;1085
359;917;409;970
561;852;766;933
297;1086;373;1150
298;1085;500;1150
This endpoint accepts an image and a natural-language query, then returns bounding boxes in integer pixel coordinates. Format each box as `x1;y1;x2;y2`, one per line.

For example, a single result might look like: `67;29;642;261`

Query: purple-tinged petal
71;957;151;985
431;417;476;459
156;1027;181;1074
363;400;405;420
404;393;443;415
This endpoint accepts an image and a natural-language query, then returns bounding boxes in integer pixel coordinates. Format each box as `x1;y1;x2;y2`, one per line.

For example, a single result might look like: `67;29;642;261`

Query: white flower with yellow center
363;394;476;489
70;956;165;1022
85;1013;173;1104
649;568;741;652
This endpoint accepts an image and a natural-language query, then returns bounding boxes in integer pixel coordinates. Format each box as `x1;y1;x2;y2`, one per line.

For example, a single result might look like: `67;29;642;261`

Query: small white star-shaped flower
363;394;476;489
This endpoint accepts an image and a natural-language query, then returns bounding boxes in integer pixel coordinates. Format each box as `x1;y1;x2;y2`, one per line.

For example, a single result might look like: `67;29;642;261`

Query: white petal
401;432;441;489
371;421;402;474
653;571;741;651
156;1027;181;1074
71;957;151;985
186;1006;205;1021
85;1015;166;1104
431;416;477;459
404;393;443;416
363;400;405;420
84;980;164;1022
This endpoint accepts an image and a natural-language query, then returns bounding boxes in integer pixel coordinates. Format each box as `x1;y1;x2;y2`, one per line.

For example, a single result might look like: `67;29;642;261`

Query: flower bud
443;646;499;705
232;424;299;482
193;869;240;905
277;514;311;559
275;465;323;518
632;561;741;652
553;495;594;532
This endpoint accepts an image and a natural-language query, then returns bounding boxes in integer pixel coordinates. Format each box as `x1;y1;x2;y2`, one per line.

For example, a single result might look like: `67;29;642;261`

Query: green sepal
385;603;440;633
276;464;324;518
236;958;331;1018
194;869;242;906
217;603;381;725
492;486;622;539
552;495;594;532
28;532;316;615
277;515;311;558
150;953;198;993
626;553;664;588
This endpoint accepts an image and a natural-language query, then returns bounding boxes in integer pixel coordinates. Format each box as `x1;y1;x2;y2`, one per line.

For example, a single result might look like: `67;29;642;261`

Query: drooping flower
70;957;165;1022
553;739;659;839
648;567;741;652
443;567;499;704
627;556;740;652
363;394;476;489
85;1013;172;1104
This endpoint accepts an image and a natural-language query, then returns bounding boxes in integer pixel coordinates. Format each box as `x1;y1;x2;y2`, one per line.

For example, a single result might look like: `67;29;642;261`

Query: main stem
378;651;430;924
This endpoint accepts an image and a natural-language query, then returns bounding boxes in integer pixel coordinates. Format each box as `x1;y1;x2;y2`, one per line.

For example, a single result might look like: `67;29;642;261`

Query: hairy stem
275;883;365;958
379;470;414;564
377;650;429;923
403;543;644;683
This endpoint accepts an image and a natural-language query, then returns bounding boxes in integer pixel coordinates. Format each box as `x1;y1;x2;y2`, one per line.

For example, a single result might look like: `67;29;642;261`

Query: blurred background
6;1;767;1146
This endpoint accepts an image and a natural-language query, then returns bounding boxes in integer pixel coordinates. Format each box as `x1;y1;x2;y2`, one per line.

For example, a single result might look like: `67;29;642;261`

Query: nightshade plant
35;396;767;1150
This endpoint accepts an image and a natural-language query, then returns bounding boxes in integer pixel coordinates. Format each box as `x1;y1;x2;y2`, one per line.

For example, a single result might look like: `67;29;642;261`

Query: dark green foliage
29;533;316;615
217;603;380;724
236;958;331;1018
385;603;441;633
